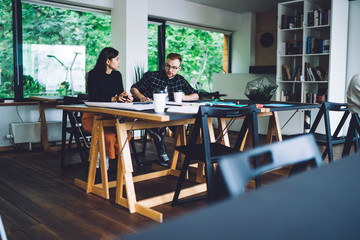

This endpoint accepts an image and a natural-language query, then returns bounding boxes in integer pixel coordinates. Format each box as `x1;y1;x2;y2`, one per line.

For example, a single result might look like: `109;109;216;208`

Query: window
148;19;231;93
148;23;159;72
21;2;111;97
0;0;14;98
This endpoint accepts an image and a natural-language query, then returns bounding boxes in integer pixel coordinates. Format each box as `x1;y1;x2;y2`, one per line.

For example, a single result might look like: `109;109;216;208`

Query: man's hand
131;87;151;102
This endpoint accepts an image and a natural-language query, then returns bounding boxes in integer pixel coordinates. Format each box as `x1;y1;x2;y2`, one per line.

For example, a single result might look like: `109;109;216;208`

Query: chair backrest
186;104;259;162
199;91;221;100
218;134;323;198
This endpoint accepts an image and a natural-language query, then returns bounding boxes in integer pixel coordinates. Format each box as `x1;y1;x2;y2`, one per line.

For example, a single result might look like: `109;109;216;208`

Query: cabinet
275;0;349;135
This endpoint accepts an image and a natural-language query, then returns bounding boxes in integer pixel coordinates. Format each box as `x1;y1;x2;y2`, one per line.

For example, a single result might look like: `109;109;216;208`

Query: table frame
56;103;317;222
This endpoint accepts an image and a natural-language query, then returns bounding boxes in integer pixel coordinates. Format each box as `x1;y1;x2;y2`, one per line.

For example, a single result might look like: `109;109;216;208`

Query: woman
82;47;133;169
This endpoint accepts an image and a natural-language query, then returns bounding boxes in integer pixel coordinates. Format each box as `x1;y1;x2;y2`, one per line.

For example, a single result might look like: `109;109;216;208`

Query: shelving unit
275;0;349;135
276;0;331;104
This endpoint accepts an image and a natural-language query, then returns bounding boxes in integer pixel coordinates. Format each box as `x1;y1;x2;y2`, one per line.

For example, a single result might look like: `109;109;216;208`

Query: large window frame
148;17;232;74
10;0;111;101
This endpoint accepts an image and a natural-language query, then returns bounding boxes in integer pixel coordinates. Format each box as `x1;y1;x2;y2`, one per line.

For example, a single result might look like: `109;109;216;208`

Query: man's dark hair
167;53;182;63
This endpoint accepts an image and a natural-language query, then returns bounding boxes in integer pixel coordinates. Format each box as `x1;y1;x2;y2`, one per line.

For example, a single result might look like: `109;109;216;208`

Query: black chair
172;104;260;205
342;112;360;157
199;91;221;100
309;101;355;162
60;95;144;170
218;134;323;198
60;95;91;170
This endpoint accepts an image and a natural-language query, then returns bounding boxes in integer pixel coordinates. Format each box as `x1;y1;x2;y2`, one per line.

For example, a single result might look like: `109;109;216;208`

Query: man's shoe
158;153;170;167
147;129;161;144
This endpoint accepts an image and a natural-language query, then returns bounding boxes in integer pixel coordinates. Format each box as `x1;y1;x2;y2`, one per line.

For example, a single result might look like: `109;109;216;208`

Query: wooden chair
218;134;323;198
309;101;355;162
342;112;360;157
172;104;260;205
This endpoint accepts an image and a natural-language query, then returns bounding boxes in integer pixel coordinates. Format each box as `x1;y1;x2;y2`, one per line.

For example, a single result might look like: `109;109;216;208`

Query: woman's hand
117;91;133;102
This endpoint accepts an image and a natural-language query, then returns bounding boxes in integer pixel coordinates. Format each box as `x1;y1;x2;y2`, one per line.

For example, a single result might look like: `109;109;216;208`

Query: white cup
173;91;183;103
153;92;167;112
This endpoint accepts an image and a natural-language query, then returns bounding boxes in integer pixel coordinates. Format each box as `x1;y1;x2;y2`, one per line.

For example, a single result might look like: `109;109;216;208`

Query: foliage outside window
19;2;111;98
148;24;159;72
0;0;14;98
166;25;225;92
147;22;227;93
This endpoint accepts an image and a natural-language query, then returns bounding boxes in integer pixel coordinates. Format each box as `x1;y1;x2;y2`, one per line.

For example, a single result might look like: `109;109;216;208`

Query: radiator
9;121;63;144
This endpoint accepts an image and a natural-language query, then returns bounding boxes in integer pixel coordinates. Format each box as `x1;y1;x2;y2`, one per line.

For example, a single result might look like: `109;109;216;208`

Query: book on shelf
306;37;323;54
280;91;298;102
322;39;330;53
303;91;325;104
307;9;330;26
286;40;303;55
281;13;304;29
305;63;328;82
282;64;291;81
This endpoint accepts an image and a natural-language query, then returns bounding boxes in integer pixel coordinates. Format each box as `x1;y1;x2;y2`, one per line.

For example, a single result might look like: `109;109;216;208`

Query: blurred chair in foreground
217;134;323;198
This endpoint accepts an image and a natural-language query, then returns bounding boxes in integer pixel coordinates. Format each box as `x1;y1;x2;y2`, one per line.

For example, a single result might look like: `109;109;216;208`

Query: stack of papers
85;102;154;111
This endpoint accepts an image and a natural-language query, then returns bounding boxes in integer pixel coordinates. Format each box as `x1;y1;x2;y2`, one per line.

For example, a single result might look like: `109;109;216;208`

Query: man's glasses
165;63;180;71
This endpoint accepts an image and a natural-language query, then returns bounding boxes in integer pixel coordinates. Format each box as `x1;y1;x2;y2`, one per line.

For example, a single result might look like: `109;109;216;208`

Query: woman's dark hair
91;47;119;73
86;47;119;94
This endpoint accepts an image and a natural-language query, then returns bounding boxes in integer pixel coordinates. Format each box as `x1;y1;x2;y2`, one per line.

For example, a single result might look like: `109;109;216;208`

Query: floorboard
0;132;352;239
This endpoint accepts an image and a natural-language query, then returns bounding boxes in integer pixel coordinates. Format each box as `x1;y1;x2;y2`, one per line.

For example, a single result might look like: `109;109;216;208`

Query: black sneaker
147;129;161;144
158;153;170;167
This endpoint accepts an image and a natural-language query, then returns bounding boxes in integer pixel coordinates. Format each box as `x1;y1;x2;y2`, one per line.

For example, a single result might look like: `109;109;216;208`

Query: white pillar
231;12;256;73
111;0;148;91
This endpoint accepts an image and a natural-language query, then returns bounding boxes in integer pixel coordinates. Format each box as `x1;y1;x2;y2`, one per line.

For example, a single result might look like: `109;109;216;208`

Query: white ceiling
185;0;333;13
184;0;288;13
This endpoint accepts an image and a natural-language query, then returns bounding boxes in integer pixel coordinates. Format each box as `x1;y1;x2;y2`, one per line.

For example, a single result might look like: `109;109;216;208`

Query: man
131;53;199;166
347;73;360;115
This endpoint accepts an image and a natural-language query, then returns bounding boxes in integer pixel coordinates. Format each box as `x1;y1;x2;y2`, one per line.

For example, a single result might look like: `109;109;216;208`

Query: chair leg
130;138;143;167
343;117;356;157
172;156;194;205
61;110;68;170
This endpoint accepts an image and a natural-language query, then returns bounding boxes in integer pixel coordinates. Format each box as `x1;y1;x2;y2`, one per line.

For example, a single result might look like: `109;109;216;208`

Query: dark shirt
87;70;124;102
131;70;197;99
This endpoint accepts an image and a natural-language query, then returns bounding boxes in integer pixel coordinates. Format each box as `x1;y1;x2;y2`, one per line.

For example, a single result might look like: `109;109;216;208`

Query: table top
225;99;321;111
57;104;198;122
57;100;319;123
30;95;63;102
123;151;360;240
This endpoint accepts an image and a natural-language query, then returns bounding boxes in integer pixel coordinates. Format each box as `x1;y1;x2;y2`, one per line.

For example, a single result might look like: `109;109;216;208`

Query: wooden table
123;151;360;240
30;96;63;153
56;102;318;222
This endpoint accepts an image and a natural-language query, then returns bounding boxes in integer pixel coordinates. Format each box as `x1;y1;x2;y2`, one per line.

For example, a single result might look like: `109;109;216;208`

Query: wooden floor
0;133;348;239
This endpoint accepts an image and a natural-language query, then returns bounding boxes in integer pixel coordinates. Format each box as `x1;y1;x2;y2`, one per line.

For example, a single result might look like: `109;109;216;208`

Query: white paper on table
166;105;199;114
85;102;154;111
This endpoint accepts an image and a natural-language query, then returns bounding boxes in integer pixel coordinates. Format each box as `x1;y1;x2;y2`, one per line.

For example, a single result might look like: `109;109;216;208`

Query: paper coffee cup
174;91;183;103
153;92;167;112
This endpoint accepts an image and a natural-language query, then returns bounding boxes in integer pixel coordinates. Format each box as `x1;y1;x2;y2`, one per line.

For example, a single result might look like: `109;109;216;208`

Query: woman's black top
87;70;124;102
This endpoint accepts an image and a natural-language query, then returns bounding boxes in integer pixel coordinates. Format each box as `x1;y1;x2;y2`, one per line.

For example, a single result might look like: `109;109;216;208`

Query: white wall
112;0;149;91
148;0;244;31
346;0;360;89
231;13;256;73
